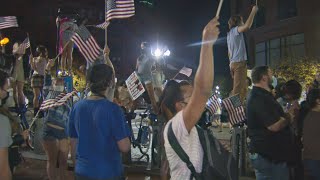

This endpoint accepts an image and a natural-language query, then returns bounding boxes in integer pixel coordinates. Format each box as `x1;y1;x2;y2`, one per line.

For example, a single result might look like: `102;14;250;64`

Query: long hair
158;80;190;121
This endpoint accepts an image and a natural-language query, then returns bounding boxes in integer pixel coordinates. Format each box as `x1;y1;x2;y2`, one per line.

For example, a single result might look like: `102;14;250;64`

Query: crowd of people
0;4;320;180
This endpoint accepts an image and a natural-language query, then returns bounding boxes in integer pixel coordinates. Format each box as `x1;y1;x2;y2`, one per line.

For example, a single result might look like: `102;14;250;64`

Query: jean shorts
42;123;68;141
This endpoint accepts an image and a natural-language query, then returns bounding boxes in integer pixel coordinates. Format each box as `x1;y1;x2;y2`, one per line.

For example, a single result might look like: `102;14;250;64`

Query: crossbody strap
167;122;199;180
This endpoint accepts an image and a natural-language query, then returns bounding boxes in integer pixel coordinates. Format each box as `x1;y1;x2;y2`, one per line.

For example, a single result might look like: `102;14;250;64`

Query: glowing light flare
0;37;9;45
154;48;163;57
164;50;170;56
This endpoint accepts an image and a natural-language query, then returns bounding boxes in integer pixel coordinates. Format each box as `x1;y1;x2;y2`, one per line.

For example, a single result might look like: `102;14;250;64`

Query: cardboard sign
125;72;145;100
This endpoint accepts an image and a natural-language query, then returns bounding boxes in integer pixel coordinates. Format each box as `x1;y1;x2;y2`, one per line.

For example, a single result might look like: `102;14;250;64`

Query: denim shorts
42;123;67;141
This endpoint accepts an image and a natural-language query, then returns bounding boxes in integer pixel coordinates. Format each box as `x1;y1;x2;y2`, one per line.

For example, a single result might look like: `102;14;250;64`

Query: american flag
96;21;110;29
222;94;246;125
179;67;192;77
206;94;221;115
0;16;18;30
40;90;77;111
71;25;102;62
106;0;135;22
16;37;30;55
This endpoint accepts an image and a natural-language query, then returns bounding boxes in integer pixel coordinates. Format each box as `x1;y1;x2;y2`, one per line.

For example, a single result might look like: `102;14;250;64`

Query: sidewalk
13;127;255;180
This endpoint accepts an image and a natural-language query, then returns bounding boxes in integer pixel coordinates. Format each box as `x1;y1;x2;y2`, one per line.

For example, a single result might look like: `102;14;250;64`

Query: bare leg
70;138;77;165
16;81;25;105
33;88;41;108
42;140;59;180
66;43;74;75
57;139;69;180
61;52;67;74
11;81;18;106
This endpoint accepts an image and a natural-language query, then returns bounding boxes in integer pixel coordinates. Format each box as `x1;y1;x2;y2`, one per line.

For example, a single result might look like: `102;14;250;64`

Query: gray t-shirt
0;114;13;148
227;26;247;63
136;55;154;82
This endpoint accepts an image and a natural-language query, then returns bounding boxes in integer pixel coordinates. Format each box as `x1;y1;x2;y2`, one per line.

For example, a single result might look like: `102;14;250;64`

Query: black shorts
42;123;67;141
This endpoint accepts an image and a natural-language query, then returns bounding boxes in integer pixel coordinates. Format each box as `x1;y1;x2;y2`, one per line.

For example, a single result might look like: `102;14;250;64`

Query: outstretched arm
183;17;220;132
238;6;259;33
103;45;115;75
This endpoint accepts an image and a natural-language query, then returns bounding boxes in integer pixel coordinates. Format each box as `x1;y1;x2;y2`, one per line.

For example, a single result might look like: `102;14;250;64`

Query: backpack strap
167;122;199;180
196;125;215;167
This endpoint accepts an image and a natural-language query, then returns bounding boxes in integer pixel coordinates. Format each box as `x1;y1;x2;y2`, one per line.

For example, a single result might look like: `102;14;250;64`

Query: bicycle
9;104;34;150
125;108;155;162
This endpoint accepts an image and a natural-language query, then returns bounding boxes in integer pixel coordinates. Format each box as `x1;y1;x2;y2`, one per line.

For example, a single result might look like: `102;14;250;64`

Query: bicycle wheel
138;125;152;155
135;117;149;129
151;129;161;168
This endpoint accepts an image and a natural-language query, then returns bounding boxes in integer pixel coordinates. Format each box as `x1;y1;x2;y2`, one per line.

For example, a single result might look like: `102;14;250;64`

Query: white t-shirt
163;111;203;180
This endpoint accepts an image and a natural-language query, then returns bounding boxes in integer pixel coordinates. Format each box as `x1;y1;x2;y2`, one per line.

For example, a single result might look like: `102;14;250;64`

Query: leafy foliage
273;57;320;88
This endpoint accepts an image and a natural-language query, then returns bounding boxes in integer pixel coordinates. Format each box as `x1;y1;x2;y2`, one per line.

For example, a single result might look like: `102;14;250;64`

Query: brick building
230;0;320;68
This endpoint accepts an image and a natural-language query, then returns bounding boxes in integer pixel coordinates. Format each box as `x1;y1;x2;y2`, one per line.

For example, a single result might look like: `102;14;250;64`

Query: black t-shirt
246;86;295;163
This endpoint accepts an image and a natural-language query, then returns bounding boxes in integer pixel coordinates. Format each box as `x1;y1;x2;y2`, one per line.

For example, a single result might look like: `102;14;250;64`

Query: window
255;42;267;66
255;33;305;67
279;0;297;20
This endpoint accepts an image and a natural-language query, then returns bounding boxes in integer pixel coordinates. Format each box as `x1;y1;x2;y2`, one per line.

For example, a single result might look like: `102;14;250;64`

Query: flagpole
52;40;72;61
105;0;108;46
172;66;185;79
27;32;33;56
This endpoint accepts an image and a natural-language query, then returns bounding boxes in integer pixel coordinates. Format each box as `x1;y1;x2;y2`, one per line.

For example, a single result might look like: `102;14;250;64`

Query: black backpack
167;123;238;180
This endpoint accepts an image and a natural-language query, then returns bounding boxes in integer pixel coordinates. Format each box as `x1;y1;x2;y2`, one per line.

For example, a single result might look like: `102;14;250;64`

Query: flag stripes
222;94;246;125
96;21;110;29
71;25;102;62
40;90;77;111
106;0;135;22
16;37;30;55
206;94;221;115
0;16;18;30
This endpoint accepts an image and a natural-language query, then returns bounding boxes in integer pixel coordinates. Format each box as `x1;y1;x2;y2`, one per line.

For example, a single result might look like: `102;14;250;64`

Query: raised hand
202;17;220;45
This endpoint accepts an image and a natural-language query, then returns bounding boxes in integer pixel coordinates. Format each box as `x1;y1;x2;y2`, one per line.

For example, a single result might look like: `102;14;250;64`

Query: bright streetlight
154;48;162;57
164;50;171;56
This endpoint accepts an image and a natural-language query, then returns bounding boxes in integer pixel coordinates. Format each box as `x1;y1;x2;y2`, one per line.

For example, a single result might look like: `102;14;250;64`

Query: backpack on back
167;122;238;180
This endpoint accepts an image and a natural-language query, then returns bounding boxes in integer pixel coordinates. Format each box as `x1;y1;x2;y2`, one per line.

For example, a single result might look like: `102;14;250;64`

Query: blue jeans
304;159;320;180
249;153;289;180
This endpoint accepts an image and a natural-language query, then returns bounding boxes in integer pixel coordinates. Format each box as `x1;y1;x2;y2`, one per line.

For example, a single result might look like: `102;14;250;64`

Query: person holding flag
56;16;78;76
11;39;30;111
227;4;258;103
29;45;55;117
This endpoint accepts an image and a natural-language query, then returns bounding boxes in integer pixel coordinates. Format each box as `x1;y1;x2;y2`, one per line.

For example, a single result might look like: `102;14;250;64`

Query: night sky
1;0;232;84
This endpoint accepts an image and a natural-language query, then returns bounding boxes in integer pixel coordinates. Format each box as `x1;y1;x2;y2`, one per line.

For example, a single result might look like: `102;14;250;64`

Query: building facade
230;0;320;68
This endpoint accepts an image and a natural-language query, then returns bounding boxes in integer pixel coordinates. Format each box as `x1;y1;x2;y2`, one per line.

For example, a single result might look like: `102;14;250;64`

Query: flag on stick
16;37;30;55
40;90;77;111
96;21;110;29
221;94;246;125
106;0;135;21
0;16;18;30
216;0;224;17
71;25;102;62
179;67;192;77
206;94;221;115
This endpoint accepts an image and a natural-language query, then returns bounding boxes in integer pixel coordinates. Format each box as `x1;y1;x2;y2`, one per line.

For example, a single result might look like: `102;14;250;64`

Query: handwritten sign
125;72;145;100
